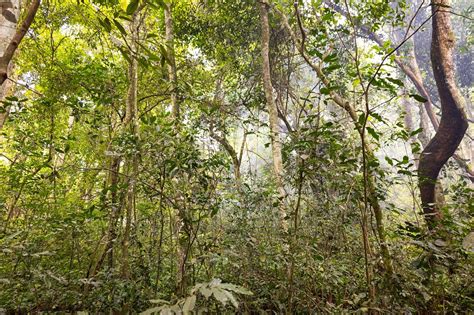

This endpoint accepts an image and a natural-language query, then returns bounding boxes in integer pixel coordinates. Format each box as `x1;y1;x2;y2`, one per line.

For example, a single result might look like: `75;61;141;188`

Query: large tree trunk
418;0;469;227
0;0;40;129
0;0;40;85
0;0;20;128
259;0;288;234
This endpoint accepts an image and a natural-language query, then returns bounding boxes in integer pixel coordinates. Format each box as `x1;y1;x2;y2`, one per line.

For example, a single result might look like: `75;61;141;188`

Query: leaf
98;17;112;32
139;306;164;315
149;299;169;304
182;295;196;313
409;94;428;103
386;77;404;87
409;127;423;137
212;288;229;306
462;232;474;252
219;283;253;295
126;0;139;15
200;286;213;299
223;290;239;308
120;0;129;11
113;19;127;35
366;127;379;141
320;87;330;95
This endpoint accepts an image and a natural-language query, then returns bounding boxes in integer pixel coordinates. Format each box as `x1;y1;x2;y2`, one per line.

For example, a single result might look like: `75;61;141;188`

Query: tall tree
418;0;469;227
259;0;288;234
164;1;179;121
0;0;40;86
0;0;40;128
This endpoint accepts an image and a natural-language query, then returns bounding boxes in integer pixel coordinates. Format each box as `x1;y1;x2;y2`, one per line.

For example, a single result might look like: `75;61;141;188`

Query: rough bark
259;0;288;234
418;0;469;226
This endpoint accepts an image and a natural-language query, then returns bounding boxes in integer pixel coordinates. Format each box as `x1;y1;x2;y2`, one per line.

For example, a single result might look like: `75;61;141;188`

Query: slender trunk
277;6;393;275
259;0;288;234
121;11;140;280
418;0;469;227
164;2;179;120
0;69;14;129
105;156;122;269
163;2;187;295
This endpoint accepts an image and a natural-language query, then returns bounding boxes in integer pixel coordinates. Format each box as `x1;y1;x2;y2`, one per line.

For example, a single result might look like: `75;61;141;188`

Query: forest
0;0;473;313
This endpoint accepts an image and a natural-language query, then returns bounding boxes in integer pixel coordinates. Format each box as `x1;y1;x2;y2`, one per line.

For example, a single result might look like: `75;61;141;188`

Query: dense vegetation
0;0;473;313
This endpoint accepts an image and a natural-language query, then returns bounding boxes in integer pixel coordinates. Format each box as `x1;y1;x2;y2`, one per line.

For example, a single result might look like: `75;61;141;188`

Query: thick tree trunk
259;0;288;234
0;0;20;85
0;0;19;128
0;0;40;130
418;0;469;227
326;0;474;182
0;0;40;85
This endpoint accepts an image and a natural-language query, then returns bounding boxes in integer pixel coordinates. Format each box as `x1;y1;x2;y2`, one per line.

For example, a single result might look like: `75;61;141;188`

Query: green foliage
0;0;473;313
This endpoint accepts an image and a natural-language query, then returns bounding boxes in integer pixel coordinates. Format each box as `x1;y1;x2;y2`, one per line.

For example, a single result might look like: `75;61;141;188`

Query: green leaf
409;94;428;103
113;19;127;35
98;17;112;32
320;87;330;95
366;127;379;141
126;0;139;15
182;295;196;313
409;127;423;137
386;77;404;87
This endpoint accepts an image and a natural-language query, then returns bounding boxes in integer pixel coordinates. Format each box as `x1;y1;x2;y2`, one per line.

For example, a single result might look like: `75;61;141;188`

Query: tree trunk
276;6;393;275
0;0;40;85
0;0;19;128
259;0;288;234
164;1;179;121
121;10;140;280
418;0;469;227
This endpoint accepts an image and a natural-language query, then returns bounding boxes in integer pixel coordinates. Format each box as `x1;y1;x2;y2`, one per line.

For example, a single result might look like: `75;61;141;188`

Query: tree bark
418;0;469;227
0;0;40;85
259;0;288;234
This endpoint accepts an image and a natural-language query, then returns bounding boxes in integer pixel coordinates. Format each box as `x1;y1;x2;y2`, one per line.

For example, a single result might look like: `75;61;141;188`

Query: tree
418;0;469;227
0;0;40;128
